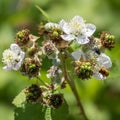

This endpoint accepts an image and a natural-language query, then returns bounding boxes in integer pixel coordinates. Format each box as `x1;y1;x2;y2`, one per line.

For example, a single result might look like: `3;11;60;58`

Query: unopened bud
100;32;115;50
25;84;42;103
52;31;59;38
75;61;93;80
15;29;30;47
21;57;41;78
49;94;63;108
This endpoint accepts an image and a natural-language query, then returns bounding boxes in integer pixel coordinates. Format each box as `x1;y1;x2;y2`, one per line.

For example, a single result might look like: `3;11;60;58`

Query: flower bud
38;22;45;35
42;40;59;59
21;57;41;78
25;84;42;103
100;32;115;50
15;29;30;47
48;94;63;108
44;22;60;31
52;31;59;38
27;47;38;56
75;61;93;80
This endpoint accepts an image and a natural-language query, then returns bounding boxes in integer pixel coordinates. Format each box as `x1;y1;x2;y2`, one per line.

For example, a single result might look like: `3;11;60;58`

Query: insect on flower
99;67;109;77
92;46;101;55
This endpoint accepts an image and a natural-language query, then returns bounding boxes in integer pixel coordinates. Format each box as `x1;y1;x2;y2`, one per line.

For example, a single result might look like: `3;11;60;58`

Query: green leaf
12;90;26;107
14;103;47;120
14;101;69;120
35;5;50;21
13;91;69;120
51;100;69;120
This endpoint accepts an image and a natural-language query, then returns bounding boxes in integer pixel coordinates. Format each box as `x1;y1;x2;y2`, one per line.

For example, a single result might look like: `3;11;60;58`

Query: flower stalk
61;52;88;120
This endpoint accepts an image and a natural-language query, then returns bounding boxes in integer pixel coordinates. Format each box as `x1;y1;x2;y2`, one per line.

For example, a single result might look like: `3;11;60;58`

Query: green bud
29;64;36;70
88;66;91;70
76;61;93;80
101;32;115;50
84;65;88;69
105;35;109;40
17;31;24;38
111;35;115;40
52;31;59;38
15;29;30;47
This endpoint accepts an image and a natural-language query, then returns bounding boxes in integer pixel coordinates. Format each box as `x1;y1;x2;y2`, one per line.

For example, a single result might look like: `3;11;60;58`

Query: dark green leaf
14;103;47;120
51;100;69;120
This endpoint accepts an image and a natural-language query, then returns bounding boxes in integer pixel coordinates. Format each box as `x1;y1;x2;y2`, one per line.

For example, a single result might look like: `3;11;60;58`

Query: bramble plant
2;6;115;120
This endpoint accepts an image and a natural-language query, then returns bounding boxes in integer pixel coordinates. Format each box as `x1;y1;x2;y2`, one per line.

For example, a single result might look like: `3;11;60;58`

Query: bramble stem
61;53;88;120
37;77;49;87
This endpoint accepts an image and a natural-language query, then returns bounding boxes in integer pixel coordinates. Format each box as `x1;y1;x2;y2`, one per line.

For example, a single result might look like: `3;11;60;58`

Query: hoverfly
99;67;109;77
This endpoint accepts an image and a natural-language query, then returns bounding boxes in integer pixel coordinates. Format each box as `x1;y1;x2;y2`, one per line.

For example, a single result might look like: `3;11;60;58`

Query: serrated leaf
35;5;50;21
14;103;47;120
51;100;69;120
13;93;69;120
12;90;26;107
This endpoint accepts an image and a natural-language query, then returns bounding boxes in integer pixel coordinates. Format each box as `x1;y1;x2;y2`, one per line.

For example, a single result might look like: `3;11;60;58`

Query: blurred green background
0;0;120;120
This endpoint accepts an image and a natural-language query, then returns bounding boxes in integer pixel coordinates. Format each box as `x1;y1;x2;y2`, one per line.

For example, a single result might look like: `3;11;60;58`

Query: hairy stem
61;53;88;120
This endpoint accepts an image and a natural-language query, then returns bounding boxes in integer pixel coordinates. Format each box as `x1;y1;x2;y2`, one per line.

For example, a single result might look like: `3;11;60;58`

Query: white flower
2;44;25;70
44;22;60;30
59;16;96;44
47;66;62;79
71;50;85;60
47;65;62;84
96;53;112;69
93;53;112;80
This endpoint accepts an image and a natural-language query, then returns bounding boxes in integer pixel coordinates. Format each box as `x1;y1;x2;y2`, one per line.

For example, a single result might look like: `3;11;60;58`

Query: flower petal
71;51;84;60
59;19;72;34
3;66;12;70
83;24;96;36
10;44;21;54
97;53;112;68
76;35;89;44
61;34;75;41
19;51;25;60
13;63;22;70
93;72;106;80
71;16;84;23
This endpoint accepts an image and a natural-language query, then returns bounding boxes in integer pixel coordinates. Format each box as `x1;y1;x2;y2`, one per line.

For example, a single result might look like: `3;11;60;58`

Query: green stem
37;77;49;87
61;53;88;120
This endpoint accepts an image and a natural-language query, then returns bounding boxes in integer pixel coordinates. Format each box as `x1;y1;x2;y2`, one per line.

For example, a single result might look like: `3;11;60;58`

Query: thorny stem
61;52;88;120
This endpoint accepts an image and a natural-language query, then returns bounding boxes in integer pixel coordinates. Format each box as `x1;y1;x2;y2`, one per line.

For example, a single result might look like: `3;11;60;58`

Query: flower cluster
2;15;115;108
